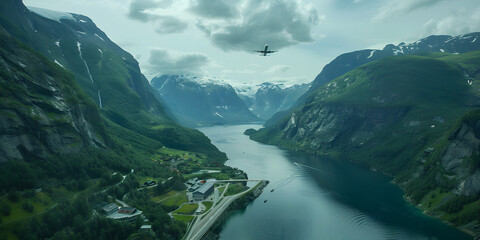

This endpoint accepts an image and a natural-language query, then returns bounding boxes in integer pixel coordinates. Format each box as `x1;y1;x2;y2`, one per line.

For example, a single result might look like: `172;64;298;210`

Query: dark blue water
199;124;473;240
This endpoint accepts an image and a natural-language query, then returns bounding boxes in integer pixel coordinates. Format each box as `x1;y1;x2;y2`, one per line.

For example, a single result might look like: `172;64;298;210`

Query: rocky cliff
0;26;106;163
0;0;226;161
247;82;310;120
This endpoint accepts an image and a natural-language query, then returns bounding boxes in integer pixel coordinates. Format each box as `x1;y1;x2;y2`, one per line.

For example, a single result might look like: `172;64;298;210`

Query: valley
1;0;480;239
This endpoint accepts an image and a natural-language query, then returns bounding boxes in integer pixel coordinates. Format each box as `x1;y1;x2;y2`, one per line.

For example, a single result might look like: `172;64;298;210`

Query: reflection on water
198;124;472;240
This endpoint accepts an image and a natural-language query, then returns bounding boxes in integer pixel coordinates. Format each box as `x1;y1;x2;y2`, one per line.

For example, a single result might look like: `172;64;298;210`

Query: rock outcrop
0;26;106;163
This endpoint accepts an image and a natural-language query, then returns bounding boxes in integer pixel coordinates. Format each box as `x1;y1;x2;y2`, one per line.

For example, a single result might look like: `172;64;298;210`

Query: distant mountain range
151;74;260;127
238;82;310;120
151;74;310;125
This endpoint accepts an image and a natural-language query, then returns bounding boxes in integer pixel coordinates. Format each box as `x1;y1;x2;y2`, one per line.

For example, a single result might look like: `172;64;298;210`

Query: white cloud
266;65;291;74
423;7;480;35
146;49;210;75
128;0;187;34
128;0;322;52
198;0;322;52
189;0;239;19
374;0;444;21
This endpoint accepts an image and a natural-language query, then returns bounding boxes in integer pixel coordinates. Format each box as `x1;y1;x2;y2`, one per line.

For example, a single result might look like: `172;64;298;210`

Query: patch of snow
440;49;445;53
367;50;376;59
215;105;230;110
27;6;75;23
18;62;27;68
98;49;103;54
95;34;105;41
453;52;459;55
55;40;60;47
445;37;455;43
79;19;87;23
77;31;86;35
214;112;224;118
431;125;436;128
98;90;103;108
472;37;477;43
54;60;65;69
393;47;404;55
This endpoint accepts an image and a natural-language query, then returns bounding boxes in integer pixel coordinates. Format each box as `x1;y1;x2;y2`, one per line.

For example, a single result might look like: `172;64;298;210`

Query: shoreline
248;132;479;239
200;180;269;240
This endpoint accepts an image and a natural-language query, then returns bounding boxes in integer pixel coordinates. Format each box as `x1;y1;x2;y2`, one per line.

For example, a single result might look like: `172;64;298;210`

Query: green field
174;203;198;215
202;201;213;212
225;183;249;196
157;190;188;208
172;214;195;223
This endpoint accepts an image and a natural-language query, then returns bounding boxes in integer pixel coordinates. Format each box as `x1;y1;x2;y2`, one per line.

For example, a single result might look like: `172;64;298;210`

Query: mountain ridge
266;32;480;127
151;74;260;127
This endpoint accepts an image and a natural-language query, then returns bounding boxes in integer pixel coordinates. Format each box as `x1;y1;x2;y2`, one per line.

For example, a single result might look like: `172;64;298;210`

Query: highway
183;181;263;240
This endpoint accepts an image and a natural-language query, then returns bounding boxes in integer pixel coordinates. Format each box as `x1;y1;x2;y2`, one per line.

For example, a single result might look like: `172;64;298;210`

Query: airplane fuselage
263;44;269;56
256;44;276;56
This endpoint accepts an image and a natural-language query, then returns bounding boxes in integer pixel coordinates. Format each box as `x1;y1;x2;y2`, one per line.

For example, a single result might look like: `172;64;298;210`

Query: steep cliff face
0;0;226;161
247;82;310;120
279;103;409;151
0;27;106;163
440;119;480;197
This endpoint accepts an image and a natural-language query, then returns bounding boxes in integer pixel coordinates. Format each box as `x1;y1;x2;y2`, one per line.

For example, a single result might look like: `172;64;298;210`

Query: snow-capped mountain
151;74;260;126
244;82;310;120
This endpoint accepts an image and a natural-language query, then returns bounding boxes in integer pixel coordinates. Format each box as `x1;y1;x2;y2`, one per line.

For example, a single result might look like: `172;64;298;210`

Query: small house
143;180;156;186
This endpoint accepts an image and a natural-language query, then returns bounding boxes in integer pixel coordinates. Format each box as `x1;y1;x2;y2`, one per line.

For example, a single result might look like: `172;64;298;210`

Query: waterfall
77;42;94;83
97;90;103;108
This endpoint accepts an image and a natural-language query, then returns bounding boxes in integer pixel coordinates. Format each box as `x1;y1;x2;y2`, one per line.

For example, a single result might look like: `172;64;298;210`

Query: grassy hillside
0;0;226;163
249;51;480;232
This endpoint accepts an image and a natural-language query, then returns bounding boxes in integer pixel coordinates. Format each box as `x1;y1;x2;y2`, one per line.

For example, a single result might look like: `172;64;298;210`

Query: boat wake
294;162;331;175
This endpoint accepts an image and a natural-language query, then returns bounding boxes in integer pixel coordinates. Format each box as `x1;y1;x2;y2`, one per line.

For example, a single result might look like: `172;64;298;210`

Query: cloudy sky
24;0;480;89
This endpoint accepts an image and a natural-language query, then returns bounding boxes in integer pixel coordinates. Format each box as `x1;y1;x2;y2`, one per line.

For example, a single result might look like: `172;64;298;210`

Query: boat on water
264;199;268;203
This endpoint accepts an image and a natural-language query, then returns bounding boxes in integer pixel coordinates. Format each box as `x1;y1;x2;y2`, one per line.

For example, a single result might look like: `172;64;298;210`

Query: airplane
255;44;277;56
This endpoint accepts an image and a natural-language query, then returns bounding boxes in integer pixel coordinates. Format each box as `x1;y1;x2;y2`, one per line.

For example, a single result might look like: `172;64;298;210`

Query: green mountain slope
249;52;480;233
0;1;230;239
0;0;225;162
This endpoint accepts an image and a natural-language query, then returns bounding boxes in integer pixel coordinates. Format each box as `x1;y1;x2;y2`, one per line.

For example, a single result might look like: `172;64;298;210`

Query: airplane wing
266;50;276;53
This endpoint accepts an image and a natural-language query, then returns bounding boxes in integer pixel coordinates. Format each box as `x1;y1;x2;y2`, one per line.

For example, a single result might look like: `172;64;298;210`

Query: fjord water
199;124;472;240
